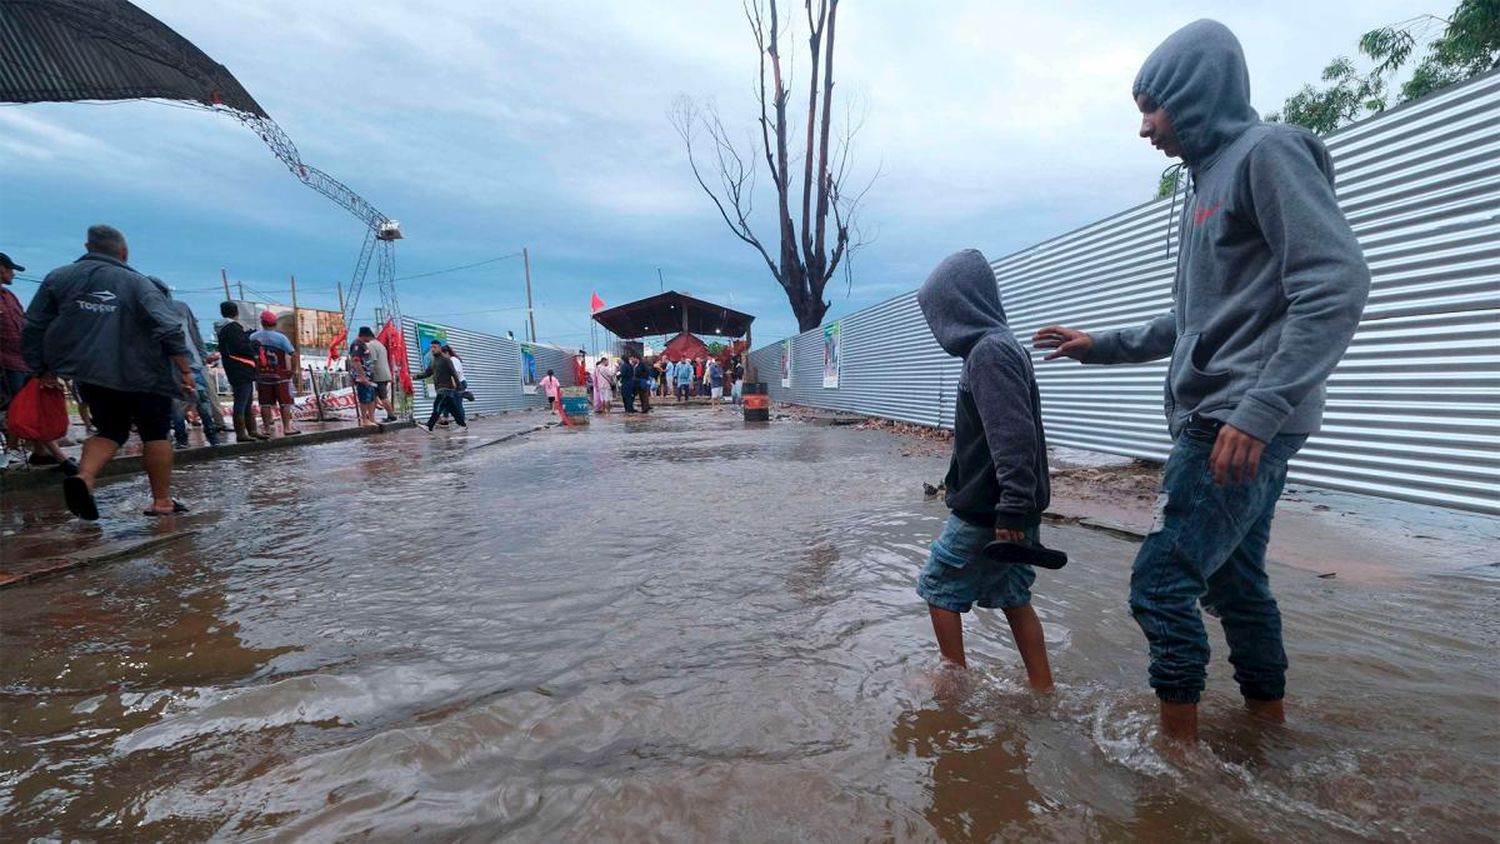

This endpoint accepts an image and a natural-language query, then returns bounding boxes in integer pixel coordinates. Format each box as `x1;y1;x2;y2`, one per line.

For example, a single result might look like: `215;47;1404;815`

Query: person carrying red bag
1;251;74;473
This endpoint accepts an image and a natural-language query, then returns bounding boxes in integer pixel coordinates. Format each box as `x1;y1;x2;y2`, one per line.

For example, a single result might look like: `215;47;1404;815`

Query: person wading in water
1034;19;1370;745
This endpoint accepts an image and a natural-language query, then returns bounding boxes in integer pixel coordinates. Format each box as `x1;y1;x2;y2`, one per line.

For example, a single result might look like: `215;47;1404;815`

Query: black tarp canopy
0;0;267;116
592;291;754;339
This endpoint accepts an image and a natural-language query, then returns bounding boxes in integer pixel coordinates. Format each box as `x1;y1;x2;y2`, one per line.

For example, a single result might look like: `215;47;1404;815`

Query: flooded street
2;408;1497;841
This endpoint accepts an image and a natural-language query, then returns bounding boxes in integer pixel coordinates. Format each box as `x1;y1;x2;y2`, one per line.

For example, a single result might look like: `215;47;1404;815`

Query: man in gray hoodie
1034;20;1370;743
23;225;196;520
916;249;1053;691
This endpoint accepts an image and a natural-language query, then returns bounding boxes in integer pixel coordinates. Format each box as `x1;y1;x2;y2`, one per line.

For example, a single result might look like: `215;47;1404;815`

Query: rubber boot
233;414;252;444
246;413;271;441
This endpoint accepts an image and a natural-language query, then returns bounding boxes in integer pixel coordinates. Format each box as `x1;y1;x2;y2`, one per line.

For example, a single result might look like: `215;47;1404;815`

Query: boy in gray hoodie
1034;20;1370;742
916;249;1053;691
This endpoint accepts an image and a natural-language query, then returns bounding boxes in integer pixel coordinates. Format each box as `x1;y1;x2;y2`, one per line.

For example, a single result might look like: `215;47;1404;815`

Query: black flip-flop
979;539;1069;570
143;499;190;516
63;476;99;521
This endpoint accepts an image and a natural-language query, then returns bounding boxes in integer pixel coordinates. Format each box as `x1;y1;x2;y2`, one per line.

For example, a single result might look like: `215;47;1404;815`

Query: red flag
327;328;347;367
590;292;605;313
377;319;413;395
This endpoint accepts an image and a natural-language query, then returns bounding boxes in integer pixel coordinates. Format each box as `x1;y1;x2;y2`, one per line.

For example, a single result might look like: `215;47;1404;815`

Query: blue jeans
171;369;222;446
229;378;255;419
426;390;466;428
1129;420;1307;704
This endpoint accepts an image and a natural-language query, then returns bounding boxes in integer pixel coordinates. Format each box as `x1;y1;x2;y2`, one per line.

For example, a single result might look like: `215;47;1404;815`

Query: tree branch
670;96;784;288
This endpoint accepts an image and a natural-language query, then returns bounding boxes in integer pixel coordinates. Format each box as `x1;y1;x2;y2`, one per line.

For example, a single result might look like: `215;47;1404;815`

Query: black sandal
143;499;190;516
63;476;100;521
979;539;1069;570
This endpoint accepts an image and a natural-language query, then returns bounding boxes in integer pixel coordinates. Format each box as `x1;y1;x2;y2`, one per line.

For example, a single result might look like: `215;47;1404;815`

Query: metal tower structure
0;0;404;352
233;112;404;340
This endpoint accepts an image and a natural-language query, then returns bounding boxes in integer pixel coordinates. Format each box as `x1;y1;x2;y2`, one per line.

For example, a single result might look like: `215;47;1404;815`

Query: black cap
0;253;23;272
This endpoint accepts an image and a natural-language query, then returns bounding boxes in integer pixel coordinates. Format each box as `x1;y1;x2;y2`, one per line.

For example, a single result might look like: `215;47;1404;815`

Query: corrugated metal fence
401;317;574;420
751;69;1500;515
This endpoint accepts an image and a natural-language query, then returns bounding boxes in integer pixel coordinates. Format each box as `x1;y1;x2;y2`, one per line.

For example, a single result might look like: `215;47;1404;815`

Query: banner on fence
781;339;792;388
414;322;448;398
822;322;841;388
286;386;356;421
521;343;539;394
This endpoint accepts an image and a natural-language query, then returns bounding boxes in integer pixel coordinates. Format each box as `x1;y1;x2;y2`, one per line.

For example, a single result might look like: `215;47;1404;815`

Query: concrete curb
0;421;415;494
1042;511;1148;541
0;529;200;589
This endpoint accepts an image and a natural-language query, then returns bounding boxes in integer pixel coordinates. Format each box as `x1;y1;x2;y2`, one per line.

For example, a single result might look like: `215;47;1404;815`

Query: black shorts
375;380;390;400
77;383;173;445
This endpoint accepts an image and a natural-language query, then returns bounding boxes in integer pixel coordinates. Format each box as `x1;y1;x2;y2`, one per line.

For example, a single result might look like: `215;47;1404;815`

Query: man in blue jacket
23;225;197;520
1034;20;1370;744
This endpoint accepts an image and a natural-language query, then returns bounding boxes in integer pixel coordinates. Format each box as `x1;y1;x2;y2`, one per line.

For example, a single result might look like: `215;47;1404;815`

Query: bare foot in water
1244;697;1285;724
931;661;973;701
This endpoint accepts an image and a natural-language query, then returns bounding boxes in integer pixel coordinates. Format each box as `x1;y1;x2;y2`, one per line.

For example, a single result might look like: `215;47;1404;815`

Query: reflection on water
1;408;1496;840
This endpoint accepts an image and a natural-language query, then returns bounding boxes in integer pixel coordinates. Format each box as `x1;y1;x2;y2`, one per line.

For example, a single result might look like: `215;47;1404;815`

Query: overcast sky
0;0;1438;348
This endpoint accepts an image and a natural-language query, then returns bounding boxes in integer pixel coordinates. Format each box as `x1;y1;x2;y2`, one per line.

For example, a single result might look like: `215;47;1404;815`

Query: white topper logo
88;291;118;303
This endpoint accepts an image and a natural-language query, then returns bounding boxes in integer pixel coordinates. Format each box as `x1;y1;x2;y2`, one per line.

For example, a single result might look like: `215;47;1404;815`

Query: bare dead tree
671;0;874;332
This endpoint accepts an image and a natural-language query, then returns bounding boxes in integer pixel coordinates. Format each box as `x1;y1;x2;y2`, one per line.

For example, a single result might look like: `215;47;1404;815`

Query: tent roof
0;0;268;116
591;291;754;339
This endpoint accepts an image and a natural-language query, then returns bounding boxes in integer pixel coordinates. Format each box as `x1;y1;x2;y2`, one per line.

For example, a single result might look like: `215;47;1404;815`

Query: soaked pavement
1;407;1496;841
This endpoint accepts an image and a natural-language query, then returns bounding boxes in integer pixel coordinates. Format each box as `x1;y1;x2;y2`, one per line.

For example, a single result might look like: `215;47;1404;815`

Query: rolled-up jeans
1128;418;1307;704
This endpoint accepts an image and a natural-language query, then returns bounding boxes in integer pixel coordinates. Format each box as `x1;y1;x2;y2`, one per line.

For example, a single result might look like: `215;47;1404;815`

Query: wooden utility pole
523;247;537;344
289;274;302;391
220;268;232;301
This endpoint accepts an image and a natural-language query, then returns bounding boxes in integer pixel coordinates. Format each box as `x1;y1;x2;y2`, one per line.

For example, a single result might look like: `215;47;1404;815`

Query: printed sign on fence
521;343;538;394
781;339;792;388
415;322;448;398
822;321;841;388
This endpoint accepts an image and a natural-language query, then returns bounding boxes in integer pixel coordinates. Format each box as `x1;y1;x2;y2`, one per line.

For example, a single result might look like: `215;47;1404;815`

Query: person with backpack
215;301;266;442
249;310;301;437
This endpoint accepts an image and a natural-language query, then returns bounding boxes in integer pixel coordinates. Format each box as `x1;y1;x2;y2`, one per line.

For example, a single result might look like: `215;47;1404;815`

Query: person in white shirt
366;331;396;422
439;344;468;424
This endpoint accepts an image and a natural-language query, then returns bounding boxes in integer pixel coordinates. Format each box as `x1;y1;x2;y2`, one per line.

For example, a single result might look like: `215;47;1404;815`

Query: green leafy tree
1361;0;1500;102
1155;169;1183;199
1265;56;1389;135
1267;0;1499;136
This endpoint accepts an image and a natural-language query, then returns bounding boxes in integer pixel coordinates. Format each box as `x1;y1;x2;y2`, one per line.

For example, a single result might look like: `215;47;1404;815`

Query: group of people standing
346;326;398;427
584;353;745;414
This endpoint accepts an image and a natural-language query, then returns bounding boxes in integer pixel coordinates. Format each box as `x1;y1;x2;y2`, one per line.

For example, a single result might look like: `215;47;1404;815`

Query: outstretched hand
1210;423;1266;485
1032;325;1093;361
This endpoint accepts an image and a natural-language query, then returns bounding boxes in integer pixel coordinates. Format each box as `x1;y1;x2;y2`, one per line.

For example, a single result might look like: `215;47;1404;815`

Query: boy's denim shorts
917;514;1037;613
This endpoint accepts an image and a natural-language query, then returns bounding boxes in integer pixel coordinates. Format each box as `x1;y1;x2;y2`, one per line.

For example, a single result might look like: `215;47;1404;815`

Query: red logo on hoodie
1193;201;1223;225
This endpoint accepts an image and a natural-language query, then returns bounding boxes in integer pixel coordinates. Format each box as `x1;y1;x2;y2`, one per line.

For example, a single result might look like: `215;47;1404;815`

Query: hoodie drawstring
1161;161;1189;258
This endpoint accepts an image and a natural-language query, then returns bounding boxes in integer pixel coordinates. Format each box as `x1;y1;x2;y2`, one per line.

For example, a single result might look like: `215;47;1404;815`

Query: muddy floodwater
2;408;1497;841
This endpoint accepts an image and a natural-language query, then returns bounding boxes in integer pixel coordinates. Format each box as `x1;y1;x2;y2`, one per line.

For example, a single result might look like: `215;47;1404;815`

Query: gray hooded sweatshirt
1083;19;1371;442
22;252;189;398
918;249;1050;530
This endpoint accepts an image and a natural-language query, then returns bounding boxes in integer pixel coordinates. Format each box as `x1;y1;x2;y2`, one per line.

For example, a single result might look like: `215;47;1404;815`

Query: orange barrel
742;383;770;422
